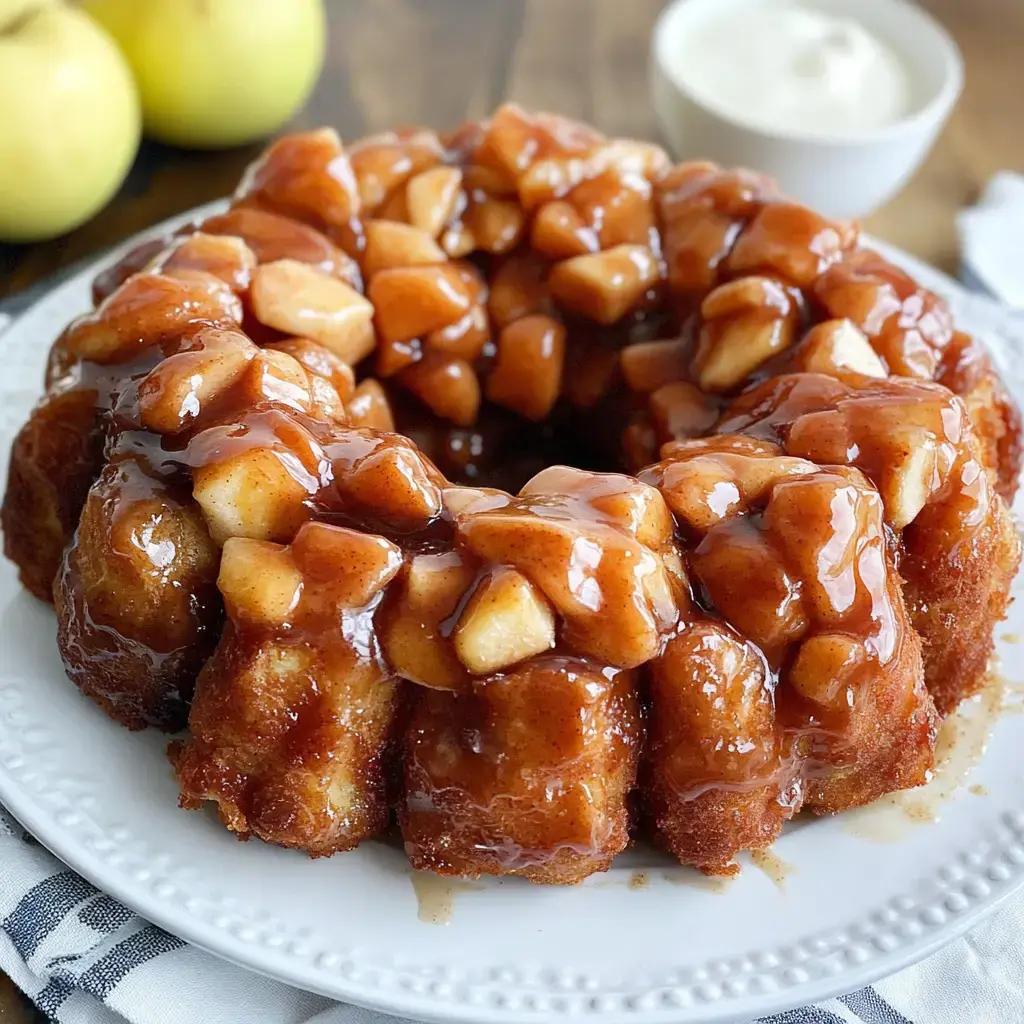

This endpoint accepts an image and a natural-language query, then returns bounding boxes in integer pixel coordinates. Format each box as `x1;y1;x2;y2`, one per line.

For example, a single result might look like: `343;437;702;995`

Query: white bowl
650;0;963;218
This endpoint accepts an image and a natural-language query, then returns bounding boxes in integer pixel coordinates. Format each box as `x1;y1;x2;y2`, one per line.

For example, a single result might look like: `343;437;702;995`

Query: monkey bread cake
2;105;1020;882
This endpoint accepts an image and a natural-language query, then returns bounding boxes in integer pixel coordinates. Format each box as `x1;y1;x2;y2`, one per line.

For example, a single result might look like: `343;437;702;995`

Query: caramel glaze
170;520;404;856
714;374;1021;715
620;162;1021;502
146;350;936;875
53;449;221;730
4;201;378;608
638;438;934;872
3;105;1022;882
402;656;642;884
2;271;243;602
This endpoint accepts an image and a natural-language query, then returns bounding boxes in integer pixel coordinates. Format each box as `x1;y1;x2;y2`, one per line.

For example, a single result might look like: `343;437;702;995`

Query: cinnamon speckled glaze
2;105;1020;885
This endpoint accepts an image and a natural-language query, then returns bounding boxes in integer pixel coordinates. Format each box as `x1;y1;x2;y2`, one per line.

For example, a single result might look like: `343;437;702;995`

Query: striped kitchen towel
2;806;1023;1024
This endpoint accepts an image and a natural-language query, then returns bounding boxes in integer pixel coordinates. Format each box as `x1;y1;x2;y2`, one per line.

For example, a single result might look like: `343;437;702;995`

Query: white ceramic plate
1;208;1023;1024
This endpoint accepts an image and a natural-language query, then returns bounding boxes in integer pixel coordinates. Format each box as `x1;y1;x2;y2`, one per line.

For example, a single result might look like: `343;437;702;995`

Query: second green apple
82;0;326;149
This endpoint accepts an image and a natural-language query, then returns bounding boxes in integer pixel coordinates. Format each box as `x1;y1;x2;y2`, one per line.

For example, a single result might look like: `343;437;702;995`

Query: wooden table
0;0;1021;1017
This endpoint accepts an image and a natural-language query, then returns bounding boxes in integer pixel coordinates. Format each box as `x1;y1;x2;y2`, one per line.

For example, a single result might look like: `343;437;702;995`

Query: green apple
0;0;140;242
82;0;326;149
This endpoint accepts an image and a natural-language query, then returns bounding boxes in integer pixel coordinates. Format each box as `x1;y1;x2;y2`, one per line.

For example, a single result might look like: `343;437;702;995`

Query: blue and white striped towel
2;805;1023;1024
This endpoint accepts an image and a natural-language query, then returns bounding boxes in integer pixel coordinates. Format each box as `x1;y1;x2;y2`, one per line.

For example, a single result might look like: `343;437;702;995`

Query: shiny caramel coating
811;250;1021;499
401;655;641;884
30;313;360;731
378;549;476;691
642;621;797;874
149;232;258;293
347;128;446;214
64;272;244;367
199;208;362;291
172;522;403;855
54;455;221;731
454;470;679;669
641;444;935;872
715;372;1021;713
1;389;104;601
234;128;361;236
3;272;247;605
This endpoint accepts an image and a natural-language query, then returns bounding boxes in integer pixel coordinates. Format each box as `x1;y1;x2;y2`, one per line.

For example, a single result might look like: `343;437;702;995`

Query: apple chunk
251;259;375;365
218;537;304;627
453;567;557;675
379;551;475;689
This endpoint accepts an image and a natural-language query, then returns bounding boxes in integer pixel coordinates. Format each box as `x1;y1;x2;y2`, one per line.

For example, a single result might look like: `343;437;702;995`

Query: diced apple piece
235;128;360;229
644;444;819;532
379;550;476;689
369;265;472;343
486;314;565;421
200;207;361;288
243;349;317;413
488;254;549;327
426;305;490;361
376;336;421;377
251;259;376;365
442;484;509;518
548;244;660;324
620;338;687;394
155;233;257;292
137;328;257;434
886;443;937;529
193;447;315;545
463;162;517;196
695;277;797;392
289;522;403;609
348;130;443;212
648;381;720;441
794;319;886;378
363;219;447;276
727;201;856;287
456;508;677;668
406;166;463;237
266;337;356;400
530;201;595;259
453;568;556;674
467;195;525;254
521;466;674;549
601;139;672;180
347;379;395;431
218;538;303;627
400;354;481;427
327;434;444;531
439;222;476;257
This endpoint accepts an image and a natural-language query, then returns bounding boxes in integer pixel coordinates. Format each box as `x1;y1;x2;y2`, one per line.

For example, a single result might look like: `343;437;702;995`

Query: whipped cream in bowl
650;0;963;216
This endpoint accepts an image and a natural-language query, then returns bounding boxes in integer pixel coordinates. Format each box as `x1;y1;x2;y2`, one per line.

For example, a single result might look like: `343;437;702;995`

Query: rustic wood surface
1;0;1021;1017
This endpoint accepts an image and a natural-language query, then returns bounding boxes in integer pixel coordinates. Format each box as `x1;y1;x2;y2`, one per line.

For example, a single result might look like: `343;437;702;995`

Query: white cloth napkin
957;171;1024;307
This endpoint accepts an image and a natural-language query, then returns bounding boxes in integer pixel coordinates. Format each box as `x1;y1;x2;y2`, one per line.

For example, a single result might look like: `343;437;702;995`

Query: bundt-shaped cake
2;105;1020;881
